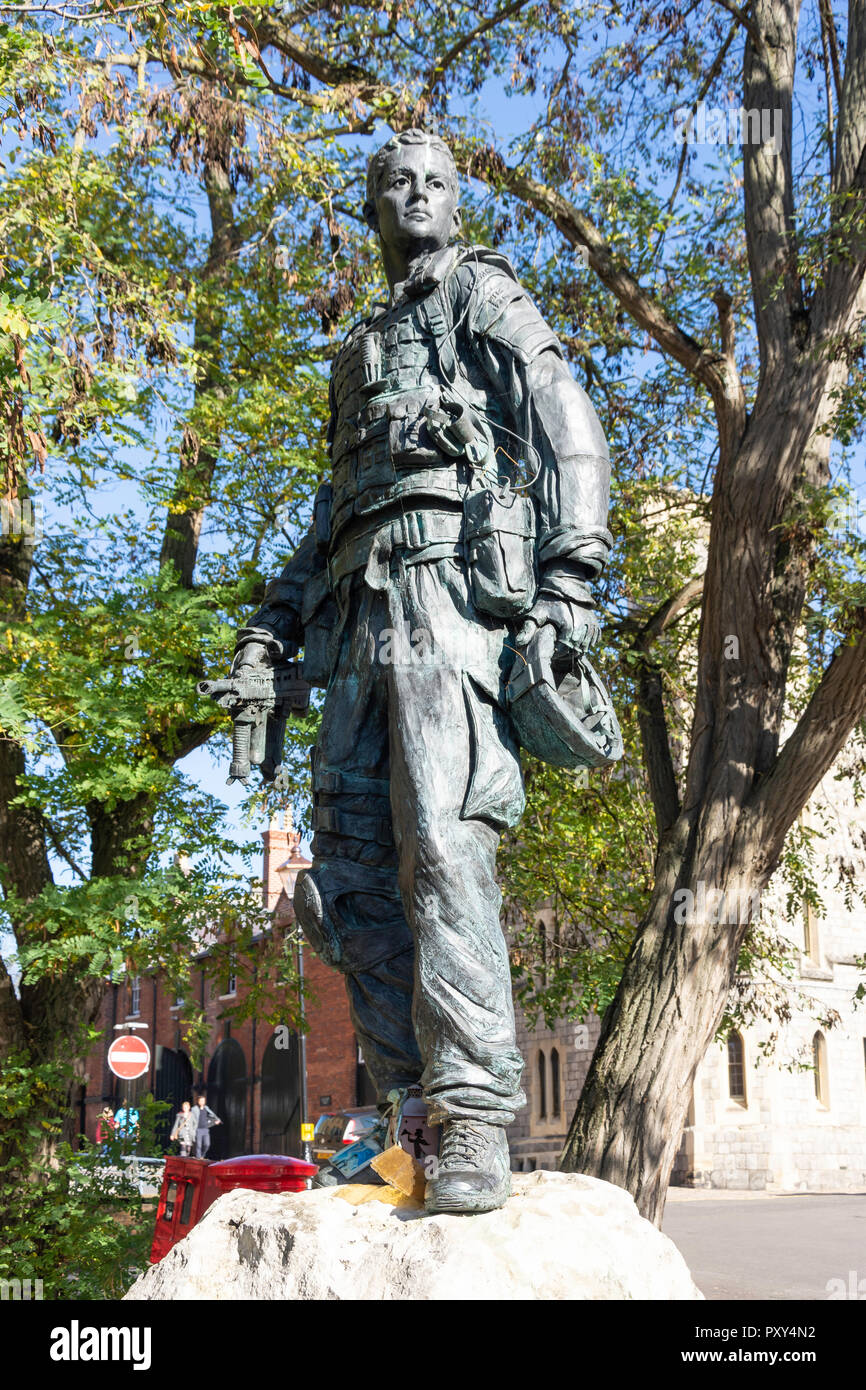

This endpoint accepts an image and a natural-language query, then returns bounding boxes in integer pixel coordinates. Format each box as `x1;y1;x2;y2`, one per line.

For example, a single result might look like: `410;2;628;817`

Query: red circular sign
107;1034;151;1080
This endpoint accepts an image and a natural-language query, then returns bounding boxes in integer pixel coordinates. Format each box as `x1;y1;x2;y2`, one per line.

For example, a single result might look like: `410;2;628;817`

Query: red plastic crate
149;1153;318;1263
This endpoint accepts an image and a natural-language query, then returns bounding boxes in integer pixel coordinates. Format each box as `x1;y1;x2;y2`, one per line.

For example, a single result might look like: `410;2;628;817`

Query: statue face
368;142;459;255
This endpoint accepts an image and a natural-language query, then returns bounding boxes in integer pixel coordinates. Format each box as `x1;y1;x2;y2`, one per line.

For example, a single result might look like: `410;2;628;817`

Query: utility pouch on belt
463;485;537;619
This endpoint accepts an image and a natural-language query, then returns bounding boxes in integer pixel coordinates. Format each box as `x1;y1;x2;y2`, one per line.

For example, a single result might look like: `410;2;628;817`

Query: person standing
170;1099;197;1157
193;1092;221;1159
114;1101;140;1144
95;1105;116;1153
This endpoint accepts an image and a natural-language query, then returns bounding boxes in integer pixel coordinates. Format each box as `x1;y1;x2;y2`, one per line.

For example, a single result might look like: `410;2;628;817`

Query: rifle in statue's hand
197;662;311;789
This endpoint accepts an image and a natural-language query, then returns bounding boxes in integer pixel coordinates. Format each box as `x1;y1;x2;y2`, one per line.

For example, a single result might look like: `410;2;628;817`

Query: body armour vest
328;266;510;544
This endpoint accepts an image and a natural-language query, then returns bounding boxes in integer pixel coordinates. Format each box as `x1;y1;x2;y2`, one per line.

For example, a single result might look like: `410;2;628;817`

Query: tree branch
158;143;238;588
709;0;762;46
818;0;837;170
630;578;705;838
422;0;531;98
456;151;747;464
819;0;844;117
741;0;803;372
745;613;866;866
814;0;866;339
240;8;389;103
44;820;87;882
661;19;739;223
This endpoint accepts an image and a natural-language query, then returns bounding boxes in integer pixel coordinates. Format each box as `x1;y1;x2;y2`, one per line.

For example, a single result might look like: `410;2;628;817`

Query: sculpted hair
365;128;459;210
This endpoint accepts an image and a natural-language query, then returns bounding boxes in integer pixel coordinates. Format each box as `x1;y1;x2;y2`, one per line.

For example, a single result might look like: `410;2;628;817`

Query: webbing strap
419;281;458;384
313;805;394;846
314;766;391;799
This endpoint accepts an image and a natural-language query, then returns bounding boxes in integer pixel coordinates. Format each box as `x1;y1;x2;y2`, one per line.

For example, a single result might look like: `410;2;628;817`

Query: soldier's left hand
514;597;600;654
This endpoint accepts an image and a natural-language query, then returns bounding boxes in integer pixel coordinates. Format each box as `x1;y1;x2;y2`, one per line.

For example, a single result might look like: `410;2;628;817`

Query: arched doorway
260;1032;301;1156
207;1038;247;1159
154;1046;193;1149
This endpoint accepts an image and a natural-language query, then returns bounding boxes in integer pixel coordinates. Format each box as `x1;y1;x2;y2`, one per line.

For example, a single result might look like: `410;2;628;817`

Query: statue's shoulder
338;307;382;344
444;243;523;296
439;245;547;348
445;244;561;361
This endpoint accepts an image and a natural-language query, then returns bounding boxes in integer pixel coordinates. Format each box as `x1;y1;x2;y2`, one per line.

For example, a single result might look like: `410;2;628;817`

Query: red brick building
80;814;374;1154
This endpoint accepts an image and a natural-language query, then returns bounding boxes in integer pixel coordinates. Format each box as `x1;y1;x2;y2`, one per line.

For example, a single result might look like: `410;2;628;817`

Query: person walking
193;1092;221;1159
169;1099;197;1157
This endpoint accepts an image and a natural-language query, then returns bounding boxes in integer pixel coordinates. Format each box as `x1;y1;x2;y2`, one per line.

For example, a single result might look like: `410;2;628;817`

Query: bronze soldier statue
216;129;619;1214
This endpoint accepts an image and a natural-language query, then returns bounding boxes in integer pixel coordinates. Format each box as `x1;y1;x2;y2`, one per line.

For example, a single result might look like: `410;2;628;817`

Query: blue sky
6;47;864;929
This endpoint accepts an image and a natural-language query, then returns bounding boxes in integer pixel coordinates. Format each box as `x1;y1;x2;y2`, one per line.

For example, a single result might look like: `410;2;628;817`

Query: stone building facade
507;1003;601;1173
672;760;866;1191
507;756;866;1191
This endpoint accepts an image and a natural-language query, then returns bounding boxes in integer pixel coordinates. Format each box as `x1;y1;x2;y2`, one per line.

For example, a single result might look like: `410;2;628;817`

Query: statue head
364;128;461;258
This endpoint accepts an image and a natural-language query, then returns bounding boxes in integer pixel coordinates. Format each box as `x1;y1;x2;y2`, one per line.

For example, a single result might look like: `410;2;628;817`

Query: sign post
107;1034;151;1081
107;1039;151;1156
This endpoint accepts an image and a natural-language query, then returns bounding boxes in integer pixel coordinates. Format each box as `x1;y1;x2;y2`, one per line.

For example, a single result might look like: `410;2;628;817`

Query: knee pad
293;863;413;976
293;869;342;969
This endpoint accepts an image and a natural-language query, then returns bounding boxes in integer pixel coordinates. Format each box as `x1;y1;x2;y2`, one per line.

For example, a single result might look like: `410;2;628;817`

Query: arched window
803;901;820;963
812;1031;830;1107
727;1030;746;1105
536;1050;547;1119
550;1048;561;1118
261;1032;300;1155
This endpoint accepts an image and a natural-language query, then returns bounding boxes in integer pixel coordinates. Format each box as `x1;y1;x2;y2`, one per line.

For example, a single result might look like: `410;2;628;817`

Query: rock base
125;1169;702;1301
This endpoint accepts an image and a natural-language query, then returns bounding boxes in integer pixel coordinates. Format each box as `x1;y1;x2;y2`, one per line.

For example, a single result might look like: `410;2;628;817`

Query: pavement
661;1189;866;1300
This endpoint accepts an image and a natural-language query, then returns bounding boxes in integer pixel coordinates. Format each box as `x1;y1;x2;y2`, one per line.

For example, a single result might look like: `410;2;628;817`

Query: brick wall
79;816;362;1146
304;952;358;1114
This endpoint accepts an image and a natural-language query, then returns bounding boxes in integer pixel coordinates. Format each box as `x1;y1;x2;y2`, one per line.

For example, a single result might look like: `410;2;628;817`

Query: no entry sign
107;1034;151;1081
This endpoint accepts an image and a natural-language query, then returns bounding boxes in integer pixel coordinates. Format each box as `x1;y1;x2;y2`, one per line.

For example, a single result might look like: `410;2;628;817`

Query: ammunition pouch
314;481;333;554
464;485;537;619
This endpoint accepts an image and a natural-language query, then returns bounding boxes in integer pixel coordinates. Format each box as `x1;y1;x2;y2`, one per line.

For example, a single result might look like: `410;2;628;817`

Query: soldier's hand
231;640;273;674
514;598;600;655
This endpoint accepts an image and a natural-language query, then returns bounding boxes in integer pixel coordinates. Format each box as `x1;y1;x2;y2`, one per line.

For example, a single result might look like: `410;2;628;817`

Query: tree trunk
0;117;238;1143
560;0;866;1224
159;135;237;587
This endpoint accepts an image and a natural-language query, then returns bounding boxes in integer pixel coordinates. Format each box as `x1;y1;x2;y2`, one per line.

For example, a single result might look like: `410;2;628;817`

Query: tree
0;11;339;1135
3;2;865;1231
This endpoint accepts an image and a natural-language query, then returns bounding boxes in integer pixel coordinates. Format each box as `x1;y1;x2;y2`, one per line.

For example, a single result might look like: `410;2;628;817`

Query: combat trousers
294;551;527;1126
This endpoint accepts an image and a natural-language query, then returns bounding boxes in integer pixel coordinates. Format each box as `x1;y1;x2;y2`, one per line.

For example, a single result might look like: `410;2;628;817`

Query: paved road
662;1192;866;1300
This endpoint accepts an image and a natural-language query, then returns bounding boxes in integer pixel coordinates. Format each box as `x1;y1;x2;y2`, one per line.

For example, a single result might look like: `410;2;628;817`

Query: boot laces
440;1121;493;1169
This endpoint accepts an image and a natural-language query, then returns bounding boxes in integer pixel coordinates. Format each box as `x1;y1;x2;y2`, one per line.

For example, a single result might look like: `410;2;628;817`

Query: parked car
312;1107;380;1162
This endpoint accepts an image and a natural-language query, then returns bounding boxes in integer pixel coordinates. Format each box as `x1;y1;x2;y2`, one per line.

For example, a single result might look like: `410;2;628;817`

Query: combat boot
424;1118;511;1214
